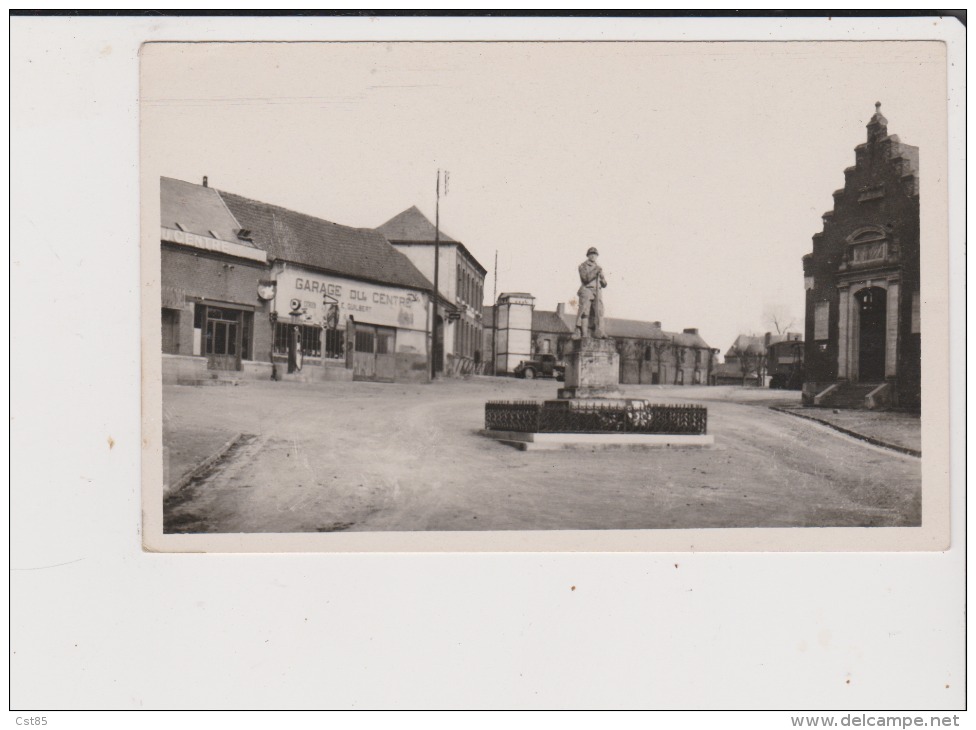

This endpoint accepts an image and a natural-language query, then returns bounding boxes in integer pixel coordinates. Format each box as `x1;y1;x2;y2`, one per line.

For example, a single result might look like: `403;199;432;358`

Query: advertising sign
275;269;427;331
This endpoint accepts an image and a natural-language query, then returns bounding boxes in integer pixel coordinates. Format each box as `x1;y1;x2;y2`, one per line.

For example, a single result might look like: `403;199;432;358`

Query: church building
801;104;921;410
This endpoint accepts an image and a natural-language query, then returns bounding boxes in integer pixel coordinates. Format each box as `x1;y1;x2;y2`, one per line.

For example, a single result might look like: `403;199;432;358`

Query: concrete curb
481;428;714;451
165;432;247;495
769;406;921;458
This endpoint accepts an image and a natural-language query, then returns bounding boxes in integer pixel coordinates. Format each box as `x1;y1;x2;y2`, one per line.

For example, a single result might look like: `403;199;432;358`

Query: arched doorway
856;287;886;381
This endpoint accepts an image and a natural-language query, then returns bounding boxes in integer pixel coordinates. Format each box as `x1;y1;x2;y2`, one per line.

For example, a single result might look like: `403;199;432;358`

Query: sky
142;41;944;352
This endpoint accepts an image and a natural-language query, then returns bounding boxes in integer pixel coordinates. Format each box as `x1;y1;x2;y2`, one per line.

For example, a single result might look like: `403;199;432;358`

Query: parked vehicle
514;353;566;380
767;339;804;390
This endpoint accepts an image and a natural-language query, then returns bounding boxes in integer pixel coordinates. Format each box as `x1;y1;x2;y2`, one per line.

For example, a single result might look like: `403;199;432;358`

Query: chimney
202;176;208;188
683;328;698;335
652;321;662;329
556;303;565;316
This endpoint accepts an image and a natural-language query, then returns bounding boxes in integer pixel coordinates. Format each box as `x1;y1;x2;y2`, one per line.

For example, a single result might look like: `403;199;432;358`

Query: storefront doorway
194;303;253;372
352;323;397;382
856;287;886;382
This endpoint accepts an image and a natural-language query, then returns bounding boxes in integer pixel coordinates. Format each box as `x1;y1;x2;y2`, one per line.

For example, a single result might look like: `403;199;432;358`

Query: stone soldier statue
575;246;607;339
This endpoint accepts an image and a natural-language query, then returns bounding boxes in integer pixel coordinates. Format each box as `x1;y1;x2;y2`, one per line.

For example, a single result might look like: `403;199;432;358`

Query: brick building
160;177;272;384
484;299;716;385
376;206;488;375
801;105;920;409
160;177;434;384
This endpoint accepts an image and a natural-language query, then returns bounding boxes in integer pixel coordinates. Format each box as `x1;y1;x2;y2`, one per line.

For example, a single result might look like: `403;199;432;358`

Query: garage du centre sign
275;272;426;330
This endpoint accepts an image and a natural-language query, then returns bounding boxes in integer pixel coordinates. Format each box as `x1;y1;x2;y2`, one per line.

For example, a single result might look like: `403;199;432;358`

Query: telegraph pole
491;249;498;375
430;170;442;380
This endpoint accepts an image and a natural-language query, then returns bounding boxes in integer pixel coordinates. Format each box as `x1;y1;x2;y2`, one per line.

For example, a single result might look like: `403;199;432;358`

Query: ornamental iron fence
485;400;707;435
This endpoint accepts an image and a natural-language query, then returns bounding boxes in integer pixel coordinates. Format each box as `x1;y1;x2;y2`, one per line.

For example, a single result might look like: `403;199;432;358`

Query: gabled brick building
377;206;487;375
802;105;921;409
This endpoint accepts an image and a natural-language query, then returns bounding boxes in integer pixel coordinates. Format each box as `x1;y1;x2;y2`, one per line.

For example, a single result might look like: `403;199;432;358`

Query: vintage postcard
141;39;952;552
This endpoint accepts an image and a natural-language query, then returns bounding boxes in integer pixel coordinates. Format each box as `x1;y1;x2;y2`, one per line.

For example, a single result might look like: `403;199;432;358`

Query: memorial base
557;386;624;399
561;337;620;399
481;430;714;451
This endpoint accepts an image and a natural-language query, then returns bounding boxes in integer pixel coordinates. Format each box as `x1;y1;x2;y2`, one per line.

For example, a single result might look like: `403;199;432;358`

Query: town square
151;43;927;535
162;377;920;533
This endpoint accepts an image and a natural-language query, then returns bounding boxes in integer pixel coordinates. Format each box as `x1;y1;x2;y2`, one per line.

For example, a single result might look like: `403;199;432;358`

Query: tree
762;303;797;336
730;343;761;386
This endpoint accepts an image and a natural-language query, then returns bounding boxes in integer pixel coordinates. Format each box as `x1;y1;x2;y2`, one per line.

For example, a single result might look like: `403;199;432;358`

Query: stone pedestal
558;337;622;399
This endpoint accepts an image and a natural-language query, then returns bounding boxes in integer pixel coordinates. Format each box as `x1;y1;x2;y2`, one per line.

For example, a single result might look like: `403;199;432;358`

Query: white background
9;15;966;714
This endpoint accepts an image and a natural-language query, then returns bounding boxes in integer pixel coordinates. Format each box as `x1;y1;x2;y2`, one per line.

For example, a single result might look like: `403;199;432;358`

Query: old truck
513;353;566;380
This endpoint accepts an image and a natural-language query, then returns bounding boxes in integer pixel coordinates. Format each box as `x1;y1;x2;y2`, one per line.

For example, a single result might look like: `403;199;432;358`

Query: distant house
718;335;766;386
767;333;804;390
719;332;802;387
484;299;715;385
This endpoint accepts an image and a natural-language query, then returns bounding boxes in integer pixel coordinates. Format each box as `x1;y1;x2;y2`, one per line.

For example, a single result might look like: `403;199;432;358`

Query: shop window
274;323;322;358
324;328;345;359
161;309;180;354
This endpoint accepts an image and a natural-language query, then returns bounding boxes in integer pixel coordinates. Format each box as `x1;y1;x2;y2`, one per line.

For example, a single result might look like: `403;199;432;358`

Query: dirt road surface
162;379;920;533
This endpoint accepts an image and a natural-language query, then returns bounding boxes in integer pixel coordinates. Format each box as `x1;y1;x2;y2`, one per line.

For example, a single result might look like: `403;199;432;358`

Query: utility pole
430;169;442;380
491;249;498;376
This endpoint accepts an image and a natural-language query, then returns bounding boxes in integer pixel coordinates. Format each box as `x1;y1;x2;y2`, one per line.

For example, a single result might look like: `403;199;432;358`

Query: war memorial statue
481;246;711;450
574;246;607;339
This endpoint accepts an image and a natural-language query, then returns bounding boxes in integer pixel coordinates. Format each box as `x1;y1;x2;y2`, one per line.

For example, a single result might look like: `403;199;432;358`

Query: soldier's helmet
586;247;599;256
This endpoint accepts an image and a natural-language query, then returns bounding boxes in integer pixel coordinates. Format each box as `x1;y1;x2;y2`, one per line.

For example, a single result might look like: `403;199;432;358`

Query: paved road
163;379;921;533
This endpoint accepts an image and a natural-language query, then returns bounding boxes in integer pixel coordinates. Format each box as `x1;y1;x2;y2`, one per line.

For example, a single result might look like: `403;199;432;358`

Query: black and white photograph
12;14;965;715
142;39;949;551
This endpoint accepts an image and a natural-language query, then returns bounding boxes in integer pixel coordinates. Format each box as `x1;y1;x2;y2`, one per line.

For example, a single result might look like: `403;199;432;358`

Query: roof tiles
161;177;251;245
217;190;433;292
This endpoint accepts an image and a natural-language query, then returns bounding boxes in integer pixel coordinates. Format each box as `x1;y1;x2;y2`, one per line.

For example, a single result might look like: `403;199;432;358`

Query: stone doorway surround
836;274;900;383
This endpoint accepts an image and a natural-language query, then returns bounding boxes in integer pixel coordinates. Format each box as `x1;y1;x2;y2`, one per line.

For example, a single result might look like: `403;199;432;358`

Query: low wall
163;354;274;384
162;355;208;384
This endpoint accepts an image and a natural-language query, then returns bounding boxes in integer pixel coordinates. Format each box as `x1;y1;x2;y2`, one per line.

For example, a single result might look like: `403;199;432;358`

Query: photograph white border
11;14;966;711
